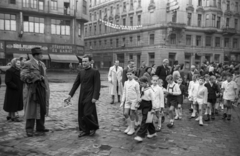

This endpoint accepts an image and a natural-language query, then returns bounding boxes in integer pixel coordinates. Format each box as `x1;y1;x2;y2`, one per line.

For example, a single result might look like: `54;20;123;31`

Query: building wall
85;0;240;69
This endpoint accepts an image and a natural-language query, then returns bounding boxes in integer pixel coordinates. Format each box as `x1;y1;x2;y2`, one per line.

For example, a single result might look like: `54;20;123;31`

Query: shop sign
49;44;74;54
6;42;48;53
76;46;84;55
0;41;4;52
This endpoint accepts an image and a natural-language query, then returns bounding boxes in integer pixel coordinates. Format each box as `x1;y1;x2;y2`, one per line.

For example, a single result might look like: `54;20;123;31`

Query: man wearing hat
21;47;49;137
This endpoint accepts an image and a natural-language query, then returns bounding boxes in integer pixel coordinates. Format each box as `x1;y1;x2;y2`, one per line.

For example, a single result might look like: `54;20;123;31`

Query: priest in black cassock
67;54;101;137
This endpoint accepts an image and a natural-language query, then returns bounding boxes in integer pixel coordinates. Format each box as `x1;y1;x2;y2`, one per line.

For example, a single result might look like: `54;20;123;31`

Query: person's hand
138;98;142;103
92;99;97;103
66;95;72;101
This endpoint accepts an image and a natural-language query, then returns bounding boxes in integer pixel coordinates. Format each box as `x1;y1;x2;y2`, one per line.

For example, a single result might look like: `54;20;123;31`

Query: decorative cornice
148;1;156;12
224;10;232;16
186;5;194;12
196;6;204;13
204;7;223;15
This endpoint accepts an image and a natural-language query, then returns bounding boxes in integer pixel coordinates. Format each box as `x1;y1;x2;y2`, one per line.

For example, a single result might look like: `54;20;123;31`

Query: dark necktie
39;62;44;76
116;66;118;71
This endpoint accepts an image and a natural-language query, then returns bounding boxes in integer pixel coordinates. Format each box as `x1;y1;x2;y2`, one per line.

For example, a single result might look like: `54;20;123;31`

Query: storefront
92;53;113;70
48;44;79;69
0;41;5;66
5;41;50;67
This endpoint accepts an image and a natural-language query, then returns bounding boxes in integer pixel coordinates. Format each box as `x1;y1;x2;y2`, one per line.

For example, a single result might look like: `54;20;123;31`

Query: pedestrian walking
108;60;123;104
143;67;152;84
165;75;181;128
67;54;101;137
21;47;49;137
155;59;170;88
134;76;156;142
221;73;238;120
121;69;140;136
175;77;187;120
3;58;23;122
194;76;208;126
204;76;220;121
151;75;164;132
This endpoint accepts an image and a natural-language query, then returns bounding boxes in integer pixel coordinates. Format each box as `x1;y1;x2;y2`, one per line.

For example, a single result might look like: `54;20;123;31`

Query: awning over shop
49;54;79;63
0;52;5;59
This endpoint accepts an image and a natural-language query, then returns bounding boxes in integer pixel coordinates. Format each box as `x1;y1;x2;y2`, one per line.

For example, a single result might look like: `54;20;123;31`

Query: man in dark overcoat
21;47;49;137
155;59;170;88
67;54;101;137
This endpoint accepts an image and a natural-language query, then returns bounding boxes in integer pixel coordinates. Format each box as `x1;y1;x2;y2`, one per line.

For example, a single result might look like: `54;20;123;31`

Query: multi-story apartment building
0;0;89;69
84;0;240;70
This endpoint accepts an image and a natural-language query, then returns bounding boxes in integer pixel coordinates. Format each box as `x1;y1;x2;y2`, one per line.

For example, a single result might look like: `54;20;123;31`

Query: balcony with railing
222;27;237;35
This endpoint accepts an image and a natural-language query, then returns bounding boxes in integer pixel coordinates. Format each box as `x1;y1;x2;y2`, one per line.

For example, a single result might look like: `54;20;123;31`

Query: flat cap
31;47;42;55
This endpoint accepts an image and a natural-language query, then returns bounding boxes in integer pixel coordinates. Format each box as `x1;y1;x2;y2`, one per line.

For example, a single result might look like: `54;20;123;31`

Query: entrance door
169;53;176;66
117;54;125;68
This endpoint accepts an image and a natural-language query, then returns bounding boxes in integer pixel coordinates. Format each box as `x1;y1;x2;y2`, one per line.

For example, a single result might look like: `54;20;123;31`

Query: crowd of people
108;59;240;142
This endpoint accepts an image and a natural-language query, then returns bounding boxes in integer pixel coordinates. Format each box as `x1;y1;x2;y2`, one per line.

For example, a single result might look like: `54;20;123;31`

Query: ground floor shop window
169;53;176;66
195;54;201;69
148;53;155;67
214;54;220;63
184;53;191;70
117;54;124;68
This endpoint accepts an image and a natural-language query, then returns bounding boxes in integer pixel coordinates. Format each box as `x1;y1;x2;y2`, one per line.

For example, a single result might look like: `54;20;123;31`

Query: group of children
120;68;239;142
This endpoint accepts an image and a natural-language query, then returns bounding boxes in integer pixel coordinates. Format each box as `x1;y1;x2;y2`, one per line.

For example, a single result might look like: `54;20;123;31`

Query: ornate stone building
85;0;240;70
0;0;88;69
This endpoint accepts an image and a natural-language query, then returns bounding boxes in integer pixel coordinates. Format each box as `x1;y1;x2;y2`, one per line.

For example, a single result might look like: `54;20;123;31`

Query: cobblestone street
0;72;240;156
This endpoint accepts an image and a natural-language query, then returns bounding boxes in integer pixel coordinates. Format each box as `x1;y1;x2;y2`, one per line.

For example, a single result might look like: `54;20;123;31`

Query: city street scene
0;0;240;156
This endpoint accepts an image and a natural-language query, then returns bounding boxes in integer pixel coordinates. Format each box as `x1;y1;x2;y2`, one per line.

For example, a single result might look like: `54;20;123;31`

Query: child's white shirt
221;80;237;100
188;80;199;99
151;85;164;109
141;87;156;108
167;82;181;95
122;79;140;102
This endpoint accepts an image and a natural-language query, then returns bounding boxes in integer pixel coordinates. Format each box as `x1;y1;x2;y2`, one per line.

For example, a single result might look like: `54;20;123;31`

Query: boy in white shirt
195;76;208;126
188;74;200;118
121;69;140;135
221;73;238;120
151;75;164;132
134;76;156;142
166;75;181;128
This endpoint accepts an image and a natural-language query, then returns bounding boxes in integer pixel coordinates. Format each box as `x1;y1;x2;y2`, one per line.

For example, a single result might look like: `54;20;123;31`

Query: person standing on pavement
137;61;148;77
122;60;135;86
108;60;123;104
21;47;49;137
67;54;101;137
155;59;170;88
3;58;23;122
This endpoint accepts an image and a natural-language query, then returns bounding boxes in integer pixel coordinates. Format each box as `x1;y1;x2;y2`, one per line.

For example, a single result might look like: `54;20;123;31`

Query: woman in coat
3;58;23;122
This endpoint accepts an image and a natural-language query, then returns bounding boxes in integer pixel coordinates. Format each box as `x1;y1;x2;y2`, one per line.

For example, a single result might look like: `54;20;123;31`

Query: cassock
69;67;101;132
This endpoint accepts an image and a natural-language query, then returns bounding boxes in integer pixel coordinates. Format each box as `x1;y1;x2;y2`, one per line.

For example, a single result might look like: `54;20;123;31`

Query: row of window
189;0;239;12
85;34;240;49
89;0;142;10
8;0;87;15
0;14;82;36
186;13;239;28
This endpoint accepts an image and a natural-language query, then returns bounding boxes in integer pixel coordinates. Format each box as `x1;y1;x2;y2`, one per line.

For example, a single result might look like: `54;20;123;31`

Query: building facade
0;0;89;69
84;0;240;70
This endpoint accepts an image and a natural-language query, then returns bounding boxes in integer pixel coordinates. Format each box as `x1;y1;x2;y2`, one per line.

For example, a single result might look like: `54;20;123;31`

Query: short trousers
207;98;216;104
167;95;178;108
125;100;138;110
224;99;234;106
195;98;205;105
177;95;183;105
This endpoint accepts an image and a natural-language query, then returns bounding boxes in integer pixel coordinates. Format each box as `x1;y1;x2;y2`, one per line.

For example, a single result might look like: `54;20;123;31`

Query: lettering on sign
6;42;48;53
50;44;73;53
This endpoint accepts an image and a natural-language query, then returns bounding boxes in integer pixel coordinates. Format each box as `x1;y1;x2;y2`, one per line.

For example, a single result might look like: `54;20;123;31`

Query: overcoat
21;58;48;119
3;67;23;112
108;65;123;96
